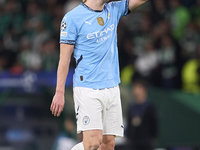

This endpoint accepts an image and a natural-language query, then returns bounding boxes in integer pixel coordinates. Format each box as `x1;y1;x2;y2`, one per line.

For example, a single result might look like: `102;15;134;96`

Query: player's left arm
129;0;148;12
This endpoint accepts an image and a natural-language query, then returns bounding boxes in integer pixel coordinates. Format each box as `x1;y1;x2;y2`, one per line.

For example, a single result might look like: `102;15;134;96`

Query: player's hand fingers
54;104;59;116
62;105;64;111
51;103;55;114
57;106;63;117
50;102;54;111
52;103;57;115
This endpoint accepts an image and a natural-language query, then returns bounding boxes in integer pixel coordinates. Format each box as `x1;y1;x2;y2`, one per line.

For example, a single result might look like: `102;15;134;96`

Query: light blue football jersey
60;0;129;89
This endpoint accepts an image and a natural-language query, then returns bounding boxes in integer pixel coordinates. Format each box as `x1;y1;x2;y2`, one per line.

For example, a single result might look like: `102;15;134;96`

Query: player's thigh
83;130;103;148
74;87;103;133
99;135;115;150
103;86;124;137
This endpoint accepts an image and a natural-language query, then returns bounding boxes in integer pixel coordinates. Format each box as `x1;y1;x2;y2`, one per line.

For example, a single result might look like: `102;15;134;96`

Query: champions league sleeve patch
61;21;67;31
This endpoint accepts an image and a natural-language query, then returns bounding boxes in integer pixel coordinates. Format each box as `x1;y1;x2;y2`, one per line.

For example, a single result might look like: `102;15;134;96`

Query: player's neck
84;0;105;11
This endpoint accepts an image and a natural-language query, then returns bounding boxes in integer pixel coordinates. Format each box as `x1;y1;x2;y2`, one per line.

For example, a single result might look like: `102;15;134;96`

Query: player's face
133;84;147;104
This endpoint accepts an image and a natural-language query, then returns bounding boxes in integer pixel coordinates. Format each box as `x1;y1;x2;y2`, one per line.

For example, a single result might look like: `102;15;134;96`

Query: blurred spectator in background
52;117;77;150
134;41;160;87
0;52;8;71
40;38;59;71
182;44;200;94
120;38;137;85
31;20;51;52
190;0;200;24
151;0;168;23
180;22;199;57
0;0;24;40
126;80;158;150
158;35;178;89
18;37;42;71
169;0;190;40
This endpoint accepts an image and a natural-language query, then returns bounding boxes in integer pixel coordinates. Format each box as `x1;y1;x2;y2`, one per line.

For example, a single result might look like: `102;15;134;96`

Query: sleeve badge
61;21;67;31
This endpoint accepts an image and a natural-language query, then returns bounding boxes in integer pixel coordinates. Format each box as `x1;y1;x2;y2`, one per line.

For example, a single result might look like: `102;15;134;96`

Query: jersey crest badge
97;17;104;26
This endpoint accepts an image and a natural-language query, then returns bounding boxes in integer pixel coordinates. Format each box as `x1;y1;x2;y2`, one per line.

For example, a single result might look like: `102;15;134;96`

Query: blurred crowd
119;0;200;93
0;0;200;92
0;0;78;72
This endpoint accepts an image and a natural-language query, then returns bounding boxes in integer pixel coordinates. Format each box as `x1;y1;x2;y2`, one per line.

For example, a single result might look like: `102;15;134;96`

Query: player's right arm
50;44;74;117
111;0;147;20
50;12;77;117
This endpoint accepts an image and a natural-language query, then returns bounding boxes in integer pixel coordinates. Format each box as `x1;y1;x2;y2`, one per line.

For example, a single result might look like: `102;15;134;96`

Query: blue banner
0;69;74;93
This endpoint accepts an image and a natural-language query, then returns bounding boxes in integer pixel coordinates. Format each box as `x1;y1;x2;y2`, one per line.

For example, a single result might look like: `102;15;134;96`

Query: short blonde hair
83;0;86;2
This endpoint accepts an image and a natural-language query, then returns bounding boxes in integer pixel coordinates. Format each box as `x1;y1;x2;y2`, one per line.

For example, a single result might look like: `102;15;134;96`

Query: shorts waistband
93;86;118;90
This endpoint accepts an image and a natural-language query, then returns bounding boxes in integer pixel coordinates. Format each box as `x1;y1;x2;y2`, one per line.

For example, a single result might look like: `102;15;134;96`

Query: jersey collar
81;2;104;12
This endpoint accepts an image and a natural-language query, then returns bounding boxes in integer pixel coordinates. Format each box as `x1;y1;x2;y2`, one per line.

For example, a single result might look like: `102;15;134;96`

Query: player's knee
107;140;115;150
83;132;102;150
85;139;102;150
102;138;115;150
89;141;101;150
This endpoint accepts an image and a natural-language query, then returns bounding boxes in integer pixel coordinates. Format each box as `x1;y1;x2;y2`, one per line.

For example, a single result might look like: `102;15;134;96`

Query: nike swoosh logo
85;21;92;25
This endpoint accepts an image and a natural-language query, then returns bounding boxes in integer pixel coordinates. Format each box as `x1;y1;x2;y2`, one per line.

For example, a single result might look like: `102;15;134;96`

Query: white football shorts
73;85;124;137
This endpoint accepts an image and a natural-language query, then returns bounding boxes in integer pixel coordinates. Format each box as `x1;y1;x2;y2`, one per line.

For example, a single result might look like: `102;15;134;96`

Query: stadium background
0;0;200;149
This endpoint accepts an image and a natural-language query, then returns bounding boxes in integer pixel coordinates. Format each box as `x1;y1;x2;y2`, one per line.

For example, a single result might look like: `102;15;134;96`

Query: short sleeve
111;0;129;19
60;13;77;45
